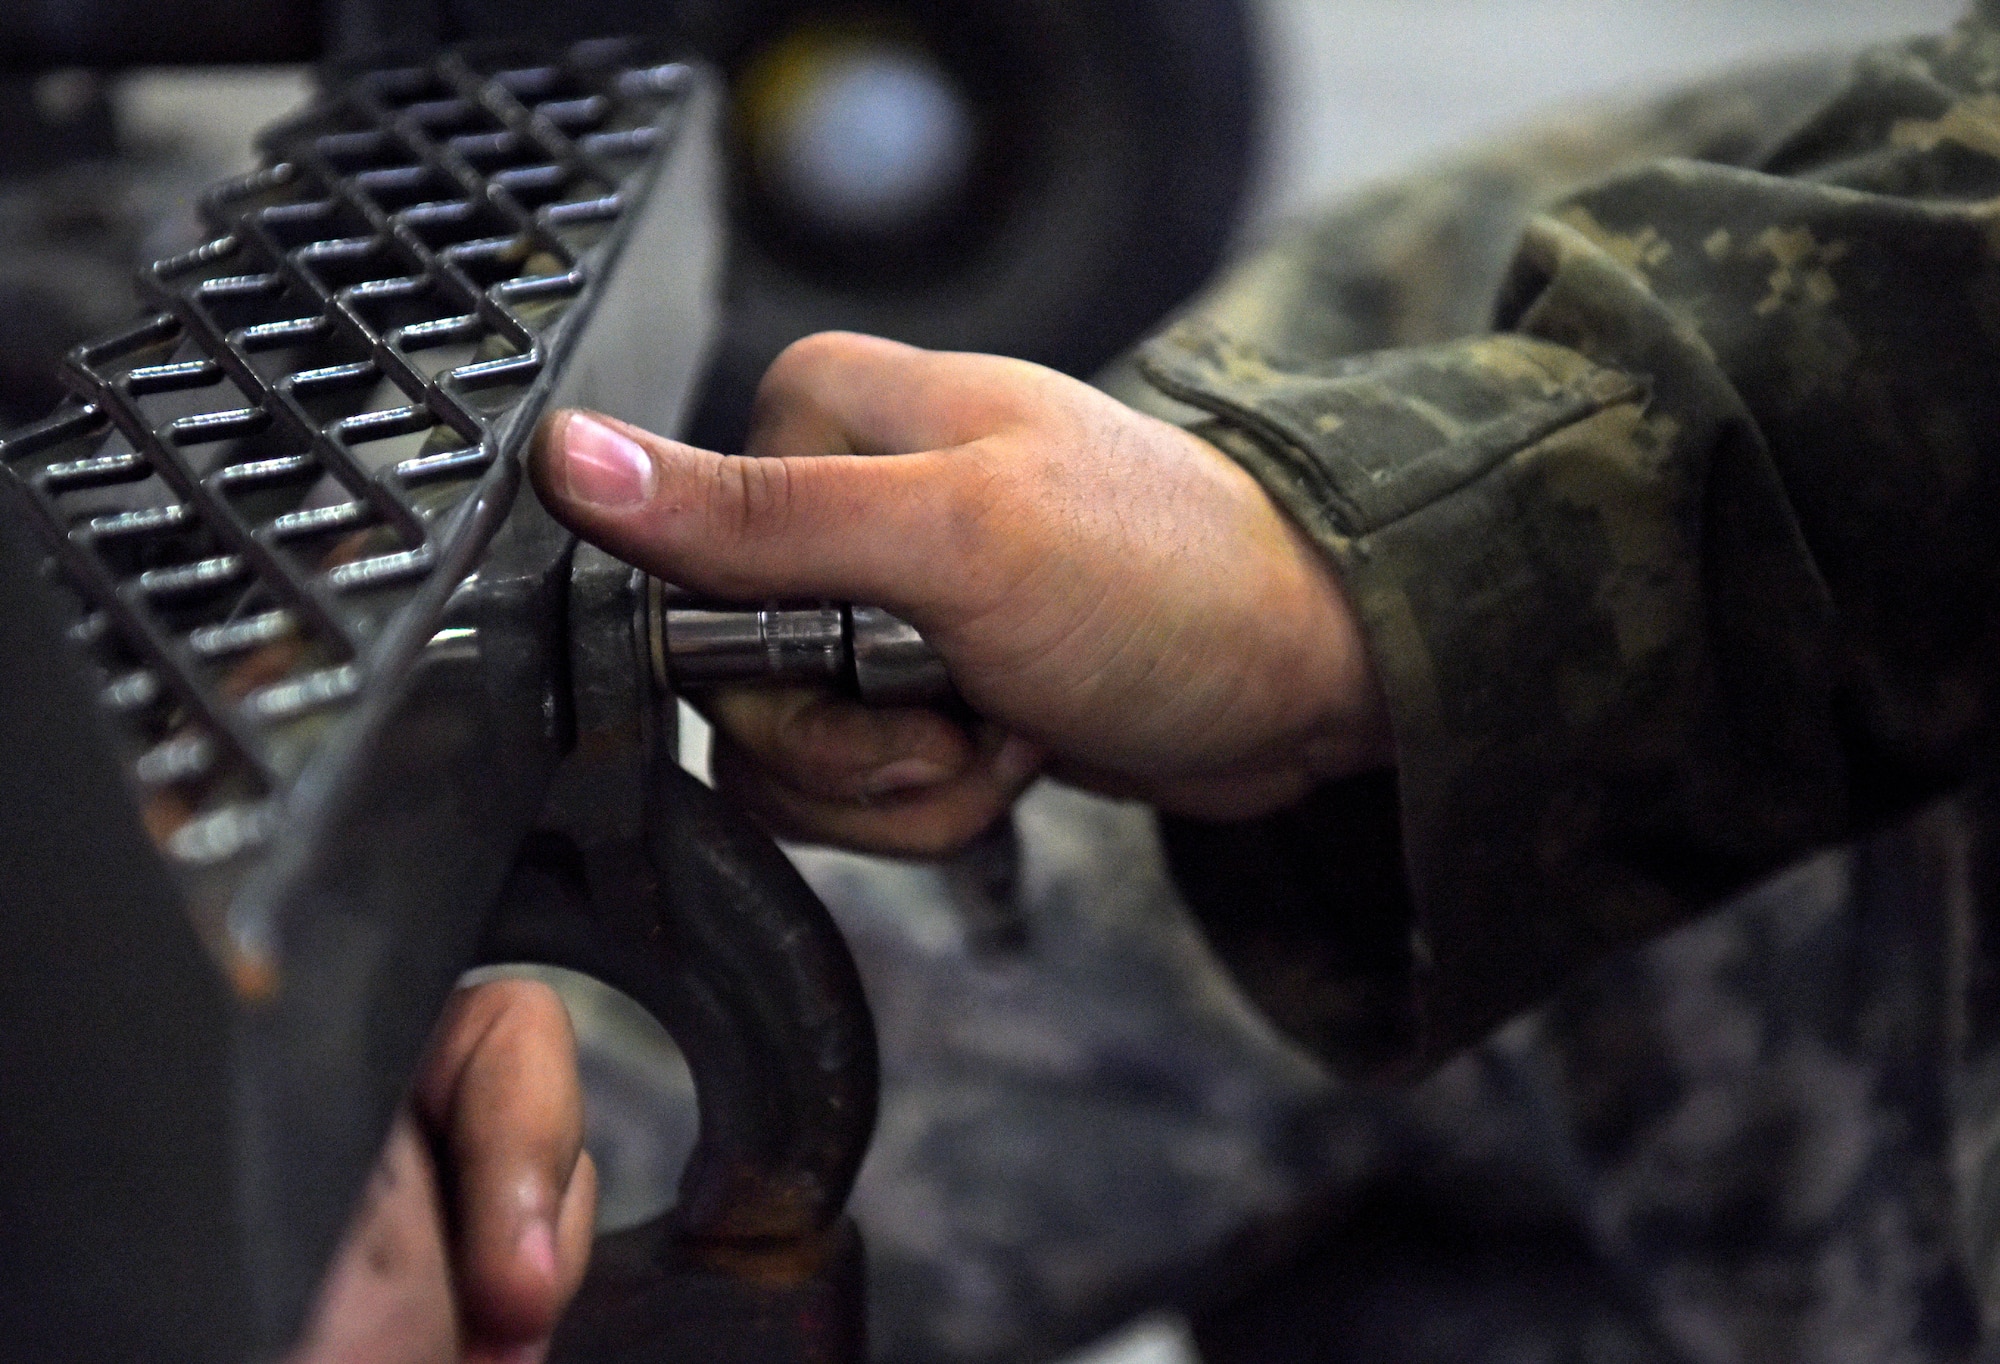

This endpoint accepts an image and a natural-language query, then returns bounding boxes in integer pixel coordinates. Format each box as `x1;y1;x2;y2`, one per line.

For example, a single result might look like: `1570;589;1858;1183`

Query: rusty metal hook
482;702;878;1363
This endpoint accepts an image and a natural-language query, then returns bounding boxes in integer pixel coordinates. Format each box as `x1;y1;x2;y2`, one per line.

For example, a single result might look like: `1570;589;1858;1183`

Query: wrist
1179;421;1392;783
1287;525;1394;780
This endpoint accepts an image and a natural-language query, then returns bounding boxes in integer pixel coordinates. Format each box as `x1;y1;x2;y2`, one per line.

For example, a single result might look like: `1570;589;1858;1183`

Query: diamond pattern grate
0;44;688;872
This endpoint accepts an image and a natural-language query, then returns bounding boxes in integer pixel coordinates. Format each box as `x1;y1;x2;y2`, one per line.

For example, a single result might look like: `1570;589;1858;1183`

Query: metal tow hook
478;549;899;1363
484;755;876;1364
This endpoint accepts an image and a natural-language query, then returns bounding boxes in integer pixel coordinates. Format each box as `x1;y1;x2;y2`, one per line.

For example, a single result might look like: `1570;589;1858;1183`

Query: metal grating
0;44;689;883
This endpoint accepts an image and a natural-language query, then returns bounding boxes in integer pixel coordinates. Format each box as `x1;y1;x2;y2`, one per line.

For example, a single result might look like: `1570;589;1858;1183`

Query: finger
415;980;592;1345
530;407;970;611
286;1110;457;1364
701;687;977;802
713;728;1042;857
462;1153;597;1364
744;331;1042;459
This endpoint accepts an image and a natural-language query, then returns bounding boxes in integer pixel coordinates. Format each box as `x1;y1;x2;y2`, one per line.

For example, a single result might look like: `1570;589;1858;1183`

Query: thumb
530;408;964;609
415;980;595;1345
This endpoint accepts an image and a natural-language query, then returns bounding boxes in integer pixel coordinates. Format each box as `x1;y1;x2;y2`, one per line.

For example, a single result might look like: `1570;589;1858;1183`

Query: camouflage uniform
1103;6;2000;1358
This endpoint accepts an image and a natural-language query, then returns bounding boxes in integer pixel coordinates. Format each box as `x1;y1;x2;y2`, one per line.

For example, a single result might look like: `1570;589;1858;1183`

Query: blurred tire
678;0;1259;447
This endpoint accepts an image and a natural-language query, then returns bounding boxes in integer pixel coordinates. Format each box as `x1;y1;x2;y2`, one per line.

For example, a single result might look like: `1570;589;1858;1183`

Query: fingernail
861;757;951;799
516;1218;558;1281
560;412;655;509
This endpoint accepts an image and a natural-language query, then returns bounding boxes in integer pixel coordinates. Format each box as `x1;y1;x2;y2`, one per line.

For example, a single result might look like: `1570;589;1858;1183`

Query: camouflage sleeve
1134;14;2000;1067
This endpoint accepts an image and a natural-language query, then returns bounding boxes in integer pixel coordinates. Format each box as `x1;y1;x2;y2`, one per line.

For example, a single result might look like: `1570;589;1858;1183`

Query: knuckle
780;699;872;765
459;981;574;1074
497;977;571;1037
761;331;856;400
708;692;824;774
781;329;855;367
710;453;795;541
931;444;1000;539
706;687;798;749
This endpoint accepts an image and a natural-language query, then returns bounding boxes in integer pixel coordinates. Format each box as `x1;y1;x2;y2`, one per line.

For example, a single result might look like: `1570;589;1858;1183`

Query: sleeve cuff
1135;220;1842;1062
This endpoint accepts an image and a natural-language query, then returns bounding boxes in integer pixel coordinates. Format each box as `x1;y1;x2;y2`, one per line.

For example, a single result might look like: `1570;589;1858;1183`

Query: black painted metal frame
1;45;682;896
0;42;877;1362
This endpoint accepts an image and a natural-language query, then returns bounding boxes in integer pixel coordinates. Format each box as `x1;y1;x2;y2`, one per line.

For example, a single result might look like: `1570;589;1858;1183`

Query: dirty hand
532;332;1390;856
288;978;598;1364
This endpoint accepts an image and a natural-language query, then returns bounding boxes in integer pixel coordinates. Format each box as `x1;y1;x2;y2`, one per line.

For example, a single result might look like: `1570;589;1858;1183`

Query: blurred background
0;0;1965;429
1254;0;1960;220
0;0;1969;1362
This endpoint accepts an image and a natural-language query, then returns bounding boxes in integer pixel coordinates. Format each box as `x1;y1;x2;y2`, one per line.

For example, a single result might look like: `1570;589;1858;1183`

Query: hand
286;979;598;1364
531;332;1390;855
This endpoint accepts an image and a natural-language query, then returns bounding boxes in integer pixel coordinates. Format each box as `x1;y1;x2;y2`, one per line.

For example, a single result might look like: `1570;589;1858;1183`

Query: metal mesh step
0;43;690;876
